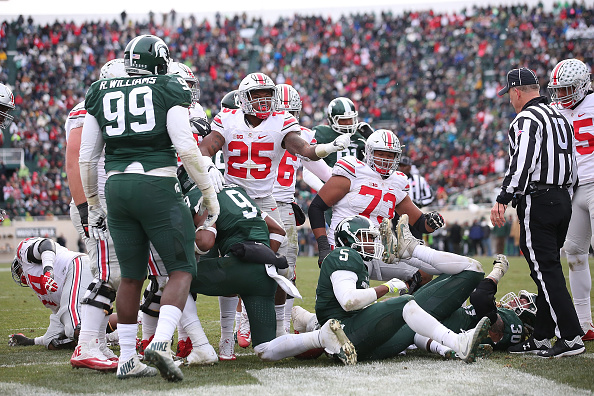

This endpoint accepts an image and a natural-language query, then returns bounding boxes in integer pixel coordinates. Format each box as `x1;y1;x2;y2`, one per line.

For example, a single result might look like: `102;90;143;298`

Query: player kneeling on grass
9;237;93;351
189;183;356;365
307;215;490;363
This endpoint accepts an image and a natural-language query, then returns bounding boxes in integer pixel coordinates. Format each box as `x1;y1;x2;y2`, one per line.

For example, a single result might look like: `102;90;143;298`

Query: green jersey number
226;189;257;219
103;86;156;136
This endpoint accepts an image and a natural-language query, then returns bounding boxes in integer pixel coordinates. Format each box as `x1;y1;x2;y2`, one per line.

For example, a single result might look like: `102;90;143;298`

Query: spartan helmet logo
155;42;169;61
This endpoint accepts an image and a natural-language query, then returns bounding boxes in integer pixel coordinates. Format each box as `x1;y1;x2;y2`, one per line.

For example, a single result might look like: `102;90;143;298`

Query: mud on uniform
85;75;196;280
186;184;278;346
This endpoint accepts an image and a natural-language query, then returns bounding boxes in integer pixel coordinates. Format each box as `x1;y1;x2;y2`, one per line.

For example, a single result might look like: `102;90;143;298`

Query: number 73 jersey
328;156;409;246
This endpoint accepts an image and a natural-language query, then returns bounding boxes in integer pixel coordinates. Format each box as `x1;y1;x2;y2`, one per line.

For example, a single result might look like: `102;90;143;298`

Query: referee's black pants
516;188;584;340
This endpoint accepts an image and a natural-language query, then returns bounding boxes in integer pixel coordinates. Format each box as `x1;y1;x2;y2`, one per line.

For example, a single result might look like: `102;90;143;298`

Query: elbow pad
308;195;330;230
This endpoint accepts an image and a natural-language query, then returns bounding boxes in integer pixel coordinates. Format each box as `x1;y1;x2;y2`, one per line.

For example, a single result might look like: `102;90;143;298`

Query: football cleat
537;336;585;358
582;323;594;341
71;338;118;371
396;214;422;260
8;333;34;346
475;344;494;359
379;218;398;263
291;306;319;333
237;308;251;348
442;348;457;360
508;336;551;354
137;335;153;357
320;319;357;366
454;316;491;363
176;337;193;358
143;339;183;382
100;341;119;362
186;344;218;366
117;355;157;379
218;338;236;361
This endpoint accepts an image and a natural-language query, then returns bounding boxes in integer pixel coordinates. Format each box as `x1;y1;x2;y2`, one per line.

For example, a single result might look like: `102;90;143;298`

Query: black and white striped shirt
498;96;577;203
407;173;434;207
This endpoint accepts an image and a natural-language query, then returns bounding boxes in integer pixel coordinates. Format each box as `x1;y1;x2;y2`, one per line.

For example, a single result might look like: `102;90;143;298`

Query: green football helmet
124;35;170;76
500;290;537;331
335;215;384;261
327;97;358;134
220;90;240;110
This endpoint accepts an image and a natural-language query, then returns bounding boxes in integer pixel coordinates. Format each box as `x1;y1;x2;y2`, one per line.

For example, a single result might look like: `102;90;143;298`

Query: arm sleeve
331;270;378;311
308;194;330;230
303;159;332;184
79;113;105;206
302;168;325;192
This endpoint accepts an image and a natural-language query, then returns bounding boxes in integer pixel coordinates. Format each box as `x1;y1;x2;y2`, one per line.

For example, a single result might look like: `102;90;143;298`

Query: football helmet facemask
275;84;302;120
335;215;384;261
0;83;15;130
365;129;402;177
327;97;358;134
220;90;240;110
548;58;592;109
124;35;170;76
169;61;200;104
11;257;27;287
500;290;537;331
237;73;275;119
100;58;129;79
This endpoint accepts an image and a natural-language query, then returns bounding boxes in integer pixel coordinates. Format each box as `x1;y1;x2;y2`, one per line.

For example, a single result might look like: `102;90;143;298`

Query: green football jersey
315;247;370;325
85;74;192;173
183;184;270;256
312;124;367;167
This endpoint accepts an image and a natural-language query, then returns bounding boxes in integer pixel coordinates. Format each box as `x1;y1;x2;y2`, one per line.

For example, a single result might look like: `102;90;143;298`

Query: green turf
0;256;593;394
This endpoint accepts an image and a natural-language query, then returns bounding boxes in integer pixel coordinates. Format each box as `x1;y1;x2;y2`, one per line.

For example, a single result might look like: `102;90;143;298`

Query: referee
490;67;584;357
399;156;434;207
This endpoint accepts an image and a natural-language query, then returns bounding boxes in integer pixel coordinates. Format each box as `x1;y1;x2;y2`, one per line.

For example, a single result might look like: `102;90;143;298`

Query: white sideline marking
0;358;591;396
0;362;64;368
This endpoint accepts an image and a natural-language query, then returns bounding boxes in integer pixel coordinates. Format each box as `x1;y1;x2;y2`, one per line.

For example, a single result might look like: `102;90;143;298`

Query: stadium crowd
0;1;592;219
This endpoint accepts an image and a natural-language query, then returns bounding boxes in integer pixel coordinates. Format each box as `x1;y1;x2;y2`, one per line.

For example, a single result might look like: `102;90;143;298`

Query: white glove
203;156;224;193
382;278;409;295
314;133;352;158
200;186;220;229
88;205;108;240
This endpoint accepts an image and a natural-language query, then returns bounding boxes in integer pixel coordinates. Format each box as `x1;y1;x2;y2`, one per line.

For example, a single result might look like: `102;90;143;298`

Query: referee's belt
527;182;569;192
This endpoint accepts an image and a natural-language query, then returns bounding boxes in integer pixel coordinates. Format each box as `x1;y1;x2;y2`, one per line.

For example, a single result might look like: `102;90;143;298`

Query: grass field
1;256;593;395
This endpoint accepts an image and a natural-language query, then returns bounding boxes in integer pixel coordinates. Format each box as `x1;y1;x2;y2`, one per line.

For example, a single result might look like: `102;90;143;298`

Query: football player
312;215;490;362
65;59;128;372
79;34;219;381
188;182;357;365
302;97;372;192
309;129;476;285
0;82;15;130
548;58;594;341
272;83;333;336
9;238;93;351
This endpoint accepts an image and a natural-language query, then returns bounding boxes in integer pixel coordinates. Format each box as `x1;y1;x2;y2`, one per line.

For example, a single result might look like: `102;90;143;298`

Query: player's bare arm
65;126;87;206
283;131;319;160
199;130;225;156
394;195;424;227
264;212;286;252
309;175;351;239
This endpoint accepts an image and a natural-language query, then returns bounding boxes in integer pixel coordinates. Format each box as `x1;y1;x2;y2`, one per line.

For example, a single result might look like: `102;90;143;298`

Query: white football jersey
212;109;300;198
329;156;409;245
272;126;314;203
559;93;594;184
15;237;84;313
177;103;208;166
65;101;107;199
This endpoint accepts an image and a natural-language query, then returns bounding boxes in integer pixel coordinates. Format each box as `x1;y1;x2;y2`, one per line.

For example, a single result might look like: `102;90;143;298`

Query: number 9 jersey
329;156;409;246
84;74;192;173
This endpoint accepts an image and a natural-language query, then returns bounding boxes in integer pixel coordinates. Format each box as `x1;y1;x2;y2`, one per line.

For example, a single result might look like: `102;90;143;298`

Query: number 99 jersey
84;74;192;173
328;156;409;246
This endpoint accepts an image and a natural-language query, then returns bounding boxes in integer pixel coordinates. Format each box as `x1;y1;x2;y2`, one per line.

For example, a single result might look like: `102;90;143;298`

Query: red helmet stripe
552;61;565;84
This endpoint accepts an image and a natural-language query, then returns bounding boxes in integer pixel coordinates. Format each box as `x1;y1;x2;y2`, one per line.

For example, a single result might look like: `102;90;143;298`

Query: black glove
291;202;306;226
229;241;288;270
316;235;331;268
425;211;445;230
406;271;423;294
76;202;90;238
190;117;211;137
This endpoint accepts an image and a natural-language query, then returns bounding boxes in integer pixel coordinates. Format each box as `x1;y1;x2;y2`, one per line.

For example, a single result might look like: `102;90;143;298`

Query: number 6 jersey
329;156;409;246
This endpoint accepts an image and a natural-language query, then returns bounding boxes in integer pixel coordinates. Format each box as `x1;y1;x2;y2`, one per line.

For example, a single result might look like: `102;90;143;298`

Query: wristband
270;233;286;243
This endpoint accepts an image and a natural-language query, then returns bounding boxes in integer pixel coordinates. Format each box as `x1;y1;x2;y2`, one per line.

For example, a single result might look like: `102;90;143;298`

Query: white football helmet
548;58;591;109
365;129;402;177
169;61;200;104
275;84;302;120
100;58;128;79
0;83;15;129
237;72;275;120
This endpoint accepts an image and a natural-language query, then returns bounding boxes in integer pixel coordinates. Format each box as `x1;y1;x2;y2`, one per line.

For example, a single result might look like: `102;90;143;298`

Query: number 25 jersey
211;109;301;199
329;156;409;246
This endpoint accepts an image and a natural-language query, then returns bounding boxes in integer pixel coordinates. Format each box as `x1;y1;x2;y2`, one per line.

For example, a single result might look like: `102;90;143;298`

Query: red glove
42;271;58;293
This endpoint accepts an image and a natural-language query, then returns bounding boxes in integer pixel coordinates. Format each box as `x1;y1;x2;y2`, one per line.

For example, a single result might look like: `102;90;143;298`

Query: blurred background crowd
0;1;591;255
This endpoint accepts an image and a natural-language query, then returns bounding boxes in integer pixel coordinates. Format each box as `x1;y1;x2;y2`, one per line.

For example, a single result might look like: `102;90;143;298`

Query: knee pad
140;276;166;318
82;280;116;315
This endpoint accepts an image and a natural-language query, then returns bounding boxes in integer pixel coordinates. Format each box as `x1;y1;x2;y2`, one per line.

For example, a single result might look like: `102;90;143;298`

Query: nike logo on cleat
119;359;135;375
149;341;169;352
